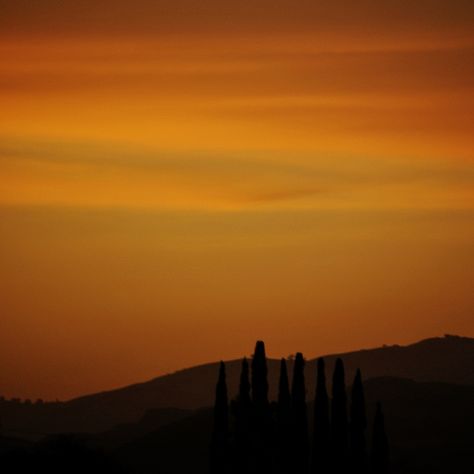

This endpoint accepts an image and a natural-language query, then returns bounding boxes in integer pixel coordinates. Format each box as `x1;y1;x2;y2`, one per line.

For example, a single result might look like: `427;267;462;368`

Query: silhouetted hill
1;335;473;435
0;434;126;474
324;335;474;386
114;377;474;474
116;408;213;474
364;377;474;473
94;407;192;450
3;377;472;473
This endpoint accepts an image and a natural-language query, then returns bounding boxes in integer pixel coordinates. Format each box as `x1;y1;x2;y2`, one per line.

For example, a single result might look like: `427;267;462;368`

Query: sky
0;0;473;401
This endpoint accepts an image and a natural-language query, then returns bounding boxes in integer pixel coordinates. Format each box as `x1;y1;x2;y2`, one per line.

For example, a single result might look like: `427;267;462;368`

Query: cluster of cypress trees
210;341;389;474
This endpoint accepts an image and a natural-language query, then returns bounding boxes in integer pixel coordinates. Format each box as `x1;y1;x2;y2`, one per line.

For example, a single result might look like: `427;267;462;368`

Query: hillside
115;377;474;474
1;335;473;435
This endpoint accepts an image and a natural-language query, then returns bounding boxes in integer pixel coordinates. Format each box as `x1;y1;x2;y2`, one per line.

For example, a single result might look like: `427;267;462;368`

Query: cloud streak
0;138;472;211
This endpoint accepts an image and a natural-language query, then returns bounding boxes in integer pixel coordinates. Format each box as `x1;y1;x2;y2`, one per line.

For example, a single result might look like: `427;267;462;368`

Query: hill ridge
1;334;473;435
68;334;474;403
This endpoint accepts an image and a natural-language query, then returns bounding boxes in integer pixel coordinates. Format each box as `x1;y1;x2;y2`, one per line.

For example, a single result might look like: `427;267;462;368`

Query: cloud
0;138;472;211
0;139;324;209
2;40;473;96
1;2;472;211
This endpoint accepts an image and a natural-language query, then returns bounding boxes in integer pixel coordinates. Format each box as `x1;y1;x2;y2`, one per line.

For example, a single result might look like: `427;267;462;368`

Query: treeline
0;397;55;406
210;341;389;474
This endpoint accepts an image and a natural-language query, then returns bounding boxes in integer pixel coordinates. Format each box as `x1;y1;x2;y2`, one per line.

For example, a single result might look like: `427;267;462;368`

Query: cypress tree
277;358;291;414
251;340;272;474
291;352;309;474
311;358;330;474
239;357;251;405
233;358;252;473
371;402;389;474
252;340;269;408
210;361;229;474
331;358;348;471
276;358;292;474
350;369;367;474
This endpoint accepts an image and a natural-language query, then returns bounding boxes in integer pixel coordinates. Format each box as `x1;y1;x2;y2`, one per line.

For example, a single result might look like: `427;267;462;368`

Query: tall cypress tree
251;340;272;474
210;361;229;474
276;358;292;474
291;352;309;474
233;358;252;473
371;402;389;474
350;369;367;474
239;357;251;405
278;358;291;414
331;358;348;471
311;358;330;474
252;340;269;408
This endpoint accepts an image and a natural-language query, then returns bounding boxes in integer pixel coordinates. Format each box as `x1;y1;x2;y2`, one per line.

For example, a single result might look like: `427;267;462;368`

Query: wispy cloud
0;138;472;211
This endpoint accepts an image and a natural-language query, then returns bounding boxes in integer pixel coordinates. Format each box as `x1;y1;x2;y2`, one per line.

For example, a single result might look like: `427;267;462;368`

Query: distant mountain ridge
1;334;473;435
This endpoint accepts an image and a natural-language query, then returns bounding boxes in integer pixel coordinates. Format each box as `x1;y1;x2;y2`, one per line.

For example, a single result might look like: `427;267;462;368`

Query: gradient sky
1;0;473;401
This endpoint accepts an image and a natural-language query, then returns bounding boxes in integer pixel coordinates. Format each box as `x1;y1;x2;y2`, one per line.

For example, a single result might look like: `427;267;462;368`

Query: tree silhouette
291;352;309;474
239;357;251;405
275;358;292;474
252;341;269;408
350;369;367;474
277;359;291;416
233;358;252;473
210;361;229;474
311;358;330;474
251;340;272;474
210;342;391;474
371;402;389;474
331;358;348;471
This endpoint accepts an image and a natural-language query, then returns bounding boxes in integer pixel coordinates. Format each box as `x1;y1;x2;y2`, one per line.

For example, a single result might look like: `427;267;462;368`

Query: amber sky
1;0;473;400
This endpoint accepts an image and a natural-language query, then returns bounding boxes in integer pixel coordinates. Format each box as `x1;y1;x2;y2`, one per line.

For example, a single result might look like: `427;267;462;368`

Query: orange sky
1;0;473;401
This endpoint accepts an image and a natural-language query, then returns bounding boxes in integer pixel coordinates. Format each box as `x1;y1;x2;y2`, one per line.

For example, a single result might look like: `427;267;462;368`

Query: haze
0;0;473;401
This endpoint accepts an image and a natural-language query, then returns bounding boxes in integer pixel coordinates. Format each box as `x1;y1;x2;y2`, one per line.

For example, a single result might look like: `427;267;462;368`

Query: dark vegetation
113;377;474;474
0;335;473;473
210;342;389;473
1;335;472;436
